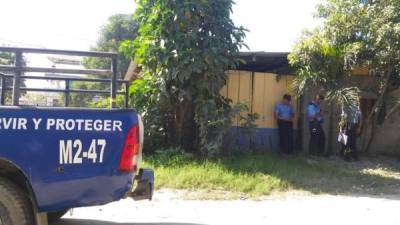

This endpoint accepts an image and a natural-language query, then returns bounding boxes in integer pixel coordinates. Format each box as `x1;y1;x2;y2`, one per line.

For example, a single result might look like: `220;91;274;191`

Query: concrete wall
367;89;400;154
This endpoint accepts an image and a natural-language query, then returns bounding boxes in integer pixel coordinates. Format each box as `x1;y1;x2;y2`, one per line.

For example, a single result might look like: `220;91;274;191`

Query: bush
129;75;173;152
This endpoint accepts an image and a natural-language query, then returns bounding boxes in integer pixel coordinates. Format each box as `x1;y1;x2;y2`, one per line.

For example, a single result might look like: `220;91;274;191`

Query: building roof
237;52;292;74
124;51;293;81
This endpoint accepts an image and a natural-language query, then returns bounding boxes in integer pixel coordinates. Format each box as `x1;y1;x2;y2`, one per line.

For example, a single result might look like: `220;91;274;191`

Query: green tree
84;14;138;75
289;0;400;152
0;52;13;65
70;14;138;107
124;0;246;156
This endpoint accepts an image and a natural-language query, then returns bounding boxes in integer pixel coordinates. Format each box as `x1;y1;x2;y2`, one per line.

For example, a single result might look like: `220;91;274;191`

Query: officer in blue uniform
274;94;295;154
307;94;325;155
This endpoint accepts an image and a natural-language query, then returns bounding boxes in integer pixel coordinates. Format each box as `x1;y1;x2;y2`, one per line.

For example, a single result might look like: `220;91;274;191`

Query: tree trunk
362;65;393;152
364;115;377;153
174;100;197;152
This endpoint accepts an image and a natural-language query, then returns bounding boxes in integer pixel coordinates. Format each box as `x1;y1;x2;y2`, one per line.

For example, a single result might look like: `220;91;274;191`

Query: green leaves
290;0;400;151
84;14;137;74
71;14;138;107
126;0;246;156
291;0;386;93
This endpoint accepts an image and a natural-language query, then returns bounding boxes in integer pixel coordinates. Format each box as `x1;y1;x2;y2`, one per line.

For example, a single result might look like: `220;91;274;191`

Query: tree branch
385;101;400;120
363;65;393;152
366;65;393;122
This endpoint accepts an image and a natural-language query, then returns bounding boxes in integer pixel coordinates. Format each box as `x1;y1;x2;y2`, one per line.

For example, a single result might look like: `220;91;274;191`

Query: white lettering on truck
32;118;42;130
59;140;73;164
59;139;107;165
46;119;123;132
0;117;123;132
0;117;121;165
0;118;28;130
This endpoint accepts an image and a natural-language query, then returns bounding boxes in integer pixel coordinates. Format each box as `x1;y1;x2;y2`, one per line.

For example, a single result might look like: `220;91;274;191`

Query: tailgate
0;107;139;212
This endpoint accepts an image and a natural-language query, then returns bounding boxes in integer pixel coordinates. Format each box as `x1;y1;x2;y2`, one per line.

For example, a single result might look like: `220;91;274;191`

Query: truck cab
0;47;154;225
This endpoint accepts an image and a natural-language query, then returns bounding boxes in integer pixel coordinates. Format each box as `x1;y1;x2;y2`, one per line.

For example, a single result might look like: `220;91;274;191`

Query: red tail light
119;124;140;172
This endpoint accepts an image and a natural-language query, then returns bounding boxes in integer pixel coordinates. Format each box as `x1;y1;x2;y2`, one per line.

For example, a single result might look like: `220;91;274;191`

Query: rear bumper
128;168;154;201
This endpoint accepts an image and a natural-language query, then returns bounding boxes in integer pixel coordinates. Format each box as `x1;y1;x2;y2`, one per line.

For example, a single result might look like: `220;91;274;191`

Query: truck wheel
47;209;69;223
0;177;34;225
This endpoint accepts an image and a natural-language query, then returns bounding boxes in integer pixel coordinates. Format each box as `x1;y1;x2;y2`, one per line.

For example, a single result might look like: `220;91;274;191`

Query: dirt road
53;190;400;225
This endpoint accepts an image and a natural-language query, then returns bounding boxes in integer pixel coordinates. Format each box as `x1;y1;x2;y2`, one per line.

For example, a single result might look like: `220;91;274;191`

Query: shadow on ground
53;219;205;225
220;153;400;200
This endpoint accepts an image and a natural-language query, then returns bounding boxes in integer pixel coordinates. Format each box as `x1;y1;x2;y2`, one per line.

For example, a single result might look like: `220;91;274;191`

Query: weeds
143;152;400;198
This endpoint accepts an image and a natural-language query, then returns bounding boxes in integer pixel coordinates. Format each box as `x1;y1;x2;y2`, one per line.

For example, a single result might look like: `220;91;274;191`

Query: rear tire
0;177;34;225
47;209;69;223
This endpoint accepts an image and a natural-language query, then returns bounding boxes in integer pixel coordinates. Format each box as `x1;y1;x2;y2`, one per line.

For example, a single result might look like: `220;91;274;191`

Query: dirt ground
53;189;400;225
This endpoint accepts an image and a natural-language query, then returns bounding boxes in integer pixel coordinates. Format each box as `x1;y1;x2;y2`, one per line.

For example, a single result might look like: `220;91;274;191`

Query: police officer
339;105;362;161
307;94;325;155
274;94;294;154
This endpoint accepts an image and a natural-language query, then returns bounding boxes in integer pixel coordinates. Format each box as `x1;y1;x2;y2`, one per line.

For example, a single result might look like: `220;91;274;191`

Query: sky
0;0;322;54
0;0;322;90
232;0;322;52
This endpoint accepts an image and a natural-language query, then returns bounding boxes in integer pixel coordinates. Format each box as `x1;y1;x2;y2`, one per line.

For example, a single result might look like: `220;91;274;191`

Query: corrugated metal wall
222;71;298;129
221;71;299;151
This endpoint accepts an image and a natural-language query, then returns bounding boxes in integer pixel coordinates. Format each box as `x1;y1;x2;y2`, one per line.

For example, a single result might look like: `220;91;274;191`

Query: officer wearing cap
274;94;295;154
307;94;325;155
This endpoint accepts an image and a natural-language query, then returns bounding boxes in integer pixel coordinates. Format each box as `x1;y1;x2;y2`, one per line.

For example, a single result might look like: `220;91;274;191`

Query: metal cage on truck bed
0;47;130;108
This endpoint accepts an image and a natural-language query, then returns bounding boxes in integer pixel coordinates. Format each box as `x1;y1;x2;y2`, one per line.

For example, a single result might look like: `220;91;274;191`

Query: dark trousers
340;123;359;161
278;120;293;154
309;121;325;155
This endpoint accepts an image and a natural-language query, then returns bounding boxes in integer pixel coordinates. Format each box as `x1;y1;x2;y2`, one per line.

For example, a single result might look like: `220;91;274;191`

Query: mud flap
129;168;154;201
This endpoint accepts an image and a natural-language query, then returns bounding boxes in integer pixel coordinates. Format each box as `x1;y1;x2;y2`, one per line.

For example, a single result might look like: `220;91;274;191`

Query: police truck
0;47;154;225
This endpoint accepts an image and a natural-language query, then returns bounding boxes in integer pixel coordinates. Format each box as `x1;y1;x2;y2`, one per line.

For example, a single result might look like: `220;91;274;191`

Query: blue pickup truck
0;47;154;225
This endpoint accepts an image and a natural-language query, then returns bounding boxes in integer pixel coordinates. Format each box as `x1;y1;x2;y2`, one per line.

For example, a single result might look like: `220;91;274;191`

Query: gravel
53;189;400;225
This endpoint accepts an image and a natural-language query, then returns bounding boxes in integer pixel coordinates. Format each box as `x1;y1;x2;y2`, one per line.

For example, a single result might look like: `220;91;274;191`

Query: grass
142;152;400;199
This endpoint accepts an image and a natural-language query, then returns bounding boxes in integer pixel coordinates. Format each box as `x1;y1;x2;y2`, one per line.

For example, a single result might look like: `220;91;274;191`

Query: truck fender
0;158;39;211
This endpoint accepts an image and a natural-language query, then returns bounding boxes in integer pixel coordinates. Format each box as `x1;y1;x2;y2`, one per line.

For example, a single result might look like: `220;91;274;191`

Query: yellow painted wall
352;67;369;76
223;71;298;129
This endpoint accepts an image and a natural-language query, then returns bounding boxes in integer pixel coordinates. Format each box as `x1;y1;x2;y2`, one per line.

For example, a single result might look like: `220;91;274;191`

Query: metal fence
0;47;129;108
